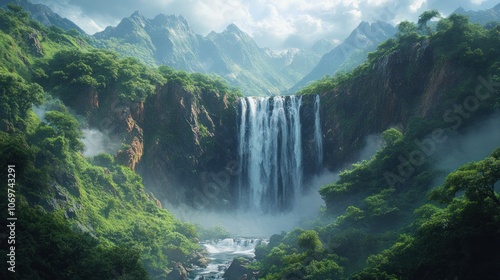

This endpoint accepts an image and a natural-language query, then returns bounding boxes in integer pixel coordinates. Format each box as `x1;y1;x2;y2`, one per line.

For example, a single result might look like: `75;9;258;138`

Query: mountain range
1;0;397;96
92;11;324;96
453;2;500;26
1;1;500;279
4;0;500;97
289;21;396;93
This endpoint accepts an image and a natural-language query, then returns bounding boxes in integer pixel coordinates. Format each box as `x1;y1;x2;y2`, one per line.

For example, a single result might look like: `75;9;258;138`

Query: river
190;238;267;280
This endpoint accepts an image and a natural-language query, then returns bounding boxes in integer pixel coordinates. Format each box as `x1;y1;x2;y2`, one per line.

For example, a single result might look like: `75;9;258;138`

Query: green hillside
1;3;500;280
247;13;500;280
0;5;236;279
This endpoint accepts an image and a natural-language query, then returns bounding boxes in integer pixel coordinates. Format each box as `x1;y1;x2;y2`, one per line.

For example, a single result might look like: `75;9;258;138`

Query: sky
32;0;499;50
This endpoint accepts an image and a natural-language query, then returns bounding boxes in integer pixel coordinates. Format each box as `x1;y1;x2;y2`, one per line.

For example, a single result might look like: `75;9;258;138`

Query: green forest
0;5;236;279
252;11;500;280
0;2;499;280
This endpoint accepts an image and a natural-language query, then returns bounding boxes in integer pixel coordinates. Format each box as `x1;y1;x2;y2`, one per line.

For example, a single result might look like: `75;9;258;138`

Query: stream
190;238;267;280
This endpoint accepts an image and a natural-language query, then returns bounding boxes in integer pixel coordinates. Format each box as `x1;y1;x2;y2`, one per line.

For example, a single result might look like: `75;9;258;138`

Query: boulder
223;257;258;280
166;262;188;280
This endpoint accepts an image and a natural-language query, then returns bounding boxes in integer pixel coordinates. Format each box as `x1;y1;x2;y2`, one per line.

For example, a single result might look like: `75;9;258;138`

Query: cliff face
62;37;477;211
139;82;238;208
70;77;238;209
319;40;467;170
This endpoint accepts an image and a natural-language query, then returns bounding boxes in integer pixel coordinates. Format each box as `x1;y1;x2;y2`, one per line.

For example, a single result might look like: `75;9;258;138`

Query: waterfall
314;94;323;170
237;95;323;213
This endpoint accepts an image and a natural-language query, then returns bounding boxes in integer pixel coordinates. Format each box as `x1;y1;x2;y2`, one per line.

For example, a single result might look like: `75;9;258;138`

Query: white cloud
31;0;499;50
409;0;427;12
470;0;487;4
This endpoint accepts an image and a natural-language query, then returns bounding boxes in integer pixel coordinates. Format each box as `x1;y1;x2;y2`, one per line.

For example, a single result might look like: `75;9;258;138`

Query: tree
430;148;500;206
6;3;23;14
381;128;403;146
297;230;323;252
418;10;441;35
0;73;44;125
44;110;84;152
397;21;418;36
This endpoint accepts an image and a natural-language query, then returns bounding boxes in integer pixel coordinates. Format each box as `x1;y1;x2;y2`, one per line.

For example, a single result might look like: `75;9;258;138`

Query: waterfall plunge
237;95;323;213
314;94;323;169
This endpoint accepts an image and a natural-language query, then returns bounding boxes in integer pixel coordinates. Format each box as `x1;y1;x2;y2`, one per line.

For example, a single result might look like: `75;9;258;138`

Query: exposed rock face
139;81;238;209
224;257;258;280
64;68;238;208
28;31;43;56
319;40;466;170
65;38;471;211
166;262;188;280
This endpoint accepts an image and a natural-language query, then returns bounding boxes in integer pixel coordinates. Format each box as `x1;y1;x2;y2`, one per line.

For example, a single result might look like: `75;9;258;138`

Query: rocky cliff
139;81;239;209
318;39;470;170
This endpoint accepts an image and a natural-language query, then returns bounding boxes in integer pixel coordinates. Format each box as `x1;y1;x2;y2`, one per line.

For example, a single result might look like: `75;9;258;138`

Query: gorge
1;2;499;279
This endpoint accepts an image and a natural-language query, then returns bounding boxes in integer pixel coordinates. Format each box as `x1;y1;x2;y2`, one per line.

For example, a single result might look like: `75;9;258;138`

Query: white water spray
237;95;322;213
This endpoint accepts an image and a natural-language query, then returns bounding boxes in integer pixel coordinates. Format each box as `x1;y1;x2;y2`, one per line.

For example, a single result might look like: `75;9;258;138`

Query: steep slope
206;24;303;95
289;21;396;93
1;0;84;33
248;13;500;280
0;8;209;280
314;16;499;170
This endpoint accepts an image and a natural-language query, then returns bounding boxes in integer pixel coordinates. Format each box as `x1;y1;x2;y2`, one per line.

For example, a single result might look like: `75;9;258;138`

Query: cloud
31;0;499;50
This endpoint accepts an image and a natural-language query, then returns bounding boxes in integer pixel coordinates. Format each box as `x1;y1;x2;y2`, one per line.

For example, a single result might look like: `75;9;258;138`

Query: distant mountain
1;0;84;33
310;38;341;55
289;21;396;93
453;3;500;26
94;12;322;96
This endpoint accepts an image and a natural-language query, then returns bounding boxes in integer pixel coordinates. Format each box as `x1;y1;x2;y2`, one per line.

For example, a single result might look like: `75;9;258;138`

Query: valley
0;1;500;280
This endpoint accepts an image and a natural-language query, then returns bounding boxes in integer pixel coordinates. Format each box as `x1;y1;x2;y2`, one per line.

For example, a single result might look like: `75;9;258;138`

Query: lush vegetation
2;3;500;279
0;5;240;279
253;11;500;279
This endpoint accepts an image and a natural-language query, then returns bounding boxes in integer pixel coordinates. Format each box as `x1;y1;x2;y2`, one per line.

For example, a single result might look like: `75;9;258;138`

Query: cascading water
313;94;323;171
191;238;266;280
190;95;323;279
237;95;323;213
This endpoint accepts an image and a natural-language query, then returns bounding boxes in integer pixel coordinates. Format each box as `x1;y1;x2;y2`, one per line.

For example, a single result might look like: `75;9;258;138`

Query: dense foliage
0;6;240;279
2;4;500;279
254;11;500;279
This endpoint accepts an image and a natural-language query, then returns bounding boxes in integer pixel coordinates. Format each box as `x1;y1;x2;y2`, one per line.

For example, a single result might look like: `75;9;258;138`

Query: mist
33;105;47;122
163;133;384;238
357;134;385;161
162;113;500;238
81;128;121;157
33;104;121;157
431;112;500;186
164;171;338;238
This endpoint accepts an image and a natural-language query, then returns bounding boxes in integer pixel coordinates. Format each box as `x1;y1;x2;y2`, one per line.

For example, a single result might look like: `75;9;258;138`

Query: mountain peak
152;14;190;30
453;7;466;14
131;11;144;19
1;0;84;33
126;10;147;28
452;4;500;26
225;23;242;33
